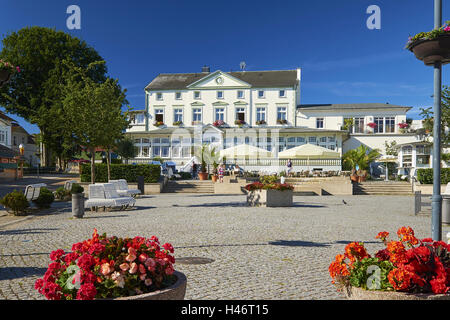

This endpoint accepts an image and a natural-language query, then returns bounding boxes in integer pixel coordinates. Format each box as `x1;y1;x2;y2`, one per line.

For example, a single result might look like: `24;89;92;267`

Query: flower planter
247;189;293;207
211;175;218;182
409;34;450;66
345;286;450;300
350;175;359;182
112;271;187;300
198;172;208;180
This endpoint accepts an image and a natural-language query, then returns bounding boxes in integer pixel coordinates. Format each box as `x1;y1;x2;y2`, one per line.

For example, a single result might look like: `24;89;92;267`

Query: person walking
286;159;293;177
192;162;198;180
218;164;225;183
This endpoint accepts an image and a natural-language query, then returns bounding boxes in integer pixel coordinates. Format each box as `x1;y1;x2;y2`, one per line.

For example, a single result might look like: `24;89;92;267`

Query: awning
219;144;273;158
278;143;340;159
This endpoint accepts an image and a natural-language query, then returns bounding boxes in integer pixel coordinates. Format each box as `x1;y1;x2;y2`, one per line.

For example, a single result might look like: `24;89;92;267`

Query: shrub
416;168;450;184
80;164;161;183
54;187;71;201
33;187;55;209
259;175;279;185
70;183;84;194
0;190;29;215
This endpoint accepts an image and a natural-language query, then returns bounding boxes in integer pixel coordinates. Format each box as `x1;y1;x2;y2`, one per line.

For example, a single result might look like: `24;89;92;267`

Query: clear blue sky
0;0;449;134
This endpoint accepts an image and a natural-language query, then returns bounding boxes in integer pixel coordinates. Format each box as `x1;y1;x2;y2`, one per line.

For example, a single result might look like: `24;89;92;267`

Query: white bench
109;179;141;197
85;183;135;211
24;183;47;202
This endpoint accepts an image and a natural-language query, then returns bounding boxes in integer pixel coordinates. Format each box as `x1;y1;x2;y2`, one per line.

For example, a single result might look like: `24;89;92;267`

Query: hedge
80;163;161;183
416;168;450;184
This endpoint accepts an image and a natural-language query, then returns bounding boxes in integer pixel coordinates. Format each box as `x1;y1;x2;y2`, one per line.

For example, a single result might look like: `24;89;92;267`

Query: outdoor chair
85;183;135;211
117;179;141;197
24;183;47;202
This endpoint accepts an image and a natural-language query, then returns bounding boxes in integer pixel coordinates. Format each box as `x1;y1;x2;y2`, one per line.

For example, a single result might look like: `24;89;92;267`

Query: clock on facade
215;77;224;85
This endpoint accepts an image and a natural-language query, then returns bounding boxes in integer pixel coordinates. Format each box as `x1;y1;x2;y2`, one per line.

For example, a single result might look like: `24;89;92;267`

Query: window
217;91;224;99
194;91;201;99
277;107;287;121
140;147;149;158
316;118;324;129
279;90;286;98
175;92;182;100
192;108;202;123
354;117;364;133
156;92;163;101
174;109;183;123
235;107;245;122
215;108;225;121
296;137;305;144
319;137;327;143
308;136;317;144
374;117;384;133
0;130;5;144
154;109;164;123
256;107;266;122
385;117;395;133
258;90;265;98
237;91;244;99
136;114;145;124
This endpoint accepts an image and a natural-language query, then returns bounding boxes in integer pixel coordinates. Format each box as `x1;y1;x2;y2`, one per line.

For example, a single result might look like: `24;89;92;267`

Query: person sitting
233;165;243;177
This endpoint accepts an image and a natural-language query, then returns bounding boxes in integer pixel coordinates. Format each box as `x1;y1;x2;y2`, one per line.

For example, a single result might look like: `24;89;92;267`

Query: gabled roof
0;144;18;159
145;69;299;91
297;103;412;111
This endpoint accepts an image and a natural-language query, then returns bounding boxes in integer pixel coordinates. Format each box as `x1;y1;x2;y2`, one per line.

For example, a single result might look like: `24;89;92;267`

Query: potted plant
173;121;183;127
277;119;288;125
212;120;225;128
245;181;294;207
153;121;165;127
406;21;450;66
366;122;377;133
198;144;209;180
256;120;267;126
0;190;29;216
329;226;450;300
234;119;246;127
71;183;85;218
34;229;186;300
398;122;410;133
0;59;20;87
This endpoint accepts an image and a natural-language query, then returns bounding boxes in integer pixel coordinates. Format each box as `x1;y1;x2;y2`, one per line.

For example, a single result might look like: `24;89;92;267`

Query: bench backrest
88;184;106;199
103;183;121;199
108;180;123;191
118;179;129;191
24;183;47;201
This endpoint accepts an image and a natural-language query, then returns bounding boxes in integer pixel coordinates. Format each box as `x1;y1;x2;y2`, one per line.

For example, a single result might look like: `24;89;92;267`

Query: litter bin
443;195;450;225
137;175;145;195
72;193;85;218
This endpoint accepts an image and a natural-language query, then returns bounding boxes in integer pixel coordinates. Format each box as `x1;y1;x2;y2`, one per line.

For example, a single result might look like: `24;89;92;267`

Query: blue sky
0;0;449;134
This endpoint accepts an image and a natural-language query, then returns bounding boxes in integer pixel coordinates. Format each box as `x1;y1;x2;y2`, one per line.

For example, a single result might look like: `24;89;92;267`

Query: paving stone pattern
1;194;448;300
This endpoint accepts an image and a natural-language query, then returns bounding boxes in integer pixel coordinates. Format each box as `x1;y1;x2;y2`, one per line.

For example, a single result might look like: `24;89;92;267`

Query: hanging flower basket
406;22;450;66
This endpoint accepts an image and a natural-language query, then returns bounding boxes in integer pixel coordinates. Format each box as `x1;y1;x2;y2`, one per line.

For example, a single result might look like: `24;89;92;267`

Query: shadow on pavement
0;228;59;236
0;267;48;281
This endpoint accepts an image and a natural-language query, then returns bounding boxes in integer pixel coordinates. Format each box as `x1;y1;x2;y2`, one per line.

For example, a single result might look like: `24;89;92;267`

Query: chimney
201;66;210;73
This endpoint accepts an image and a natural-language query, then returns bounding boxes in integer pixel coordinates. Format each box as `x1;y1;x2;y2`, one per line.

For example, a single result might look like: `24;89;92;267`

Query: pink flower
138;253;148;263
129;262;138;274
126;253;136;262
128;247;137;255
111;272;125;288
145;258;156;269
139;264;146;274
119;263;130;271
100;263;112;276
444;26;450;32
165;264;174;275
145;278;153;286
139;274;146;281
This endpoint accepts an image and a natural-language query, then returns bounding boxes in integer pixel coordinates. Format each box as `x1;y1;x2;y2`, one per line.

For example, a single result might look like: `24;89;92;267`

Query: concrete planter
345;286;450;300
72;193;85;218
112;271;187;300
247;189;293;207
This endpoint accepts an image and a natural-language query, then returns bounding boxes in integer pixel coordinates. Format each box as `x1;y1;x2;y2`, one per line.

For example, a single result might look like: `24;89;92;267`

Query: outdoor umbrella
219;144;273;172
278;143;341;171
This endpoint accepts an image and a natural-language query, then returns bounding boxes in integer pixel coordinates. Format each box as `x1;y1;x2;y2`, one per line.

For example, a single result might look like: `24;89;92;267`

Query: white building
125;67;430;174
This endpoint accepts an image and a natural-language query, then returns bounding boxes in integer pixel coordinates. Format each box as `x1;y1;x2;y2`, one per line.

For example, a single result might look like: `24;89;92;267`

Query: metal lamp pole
431;0;442;241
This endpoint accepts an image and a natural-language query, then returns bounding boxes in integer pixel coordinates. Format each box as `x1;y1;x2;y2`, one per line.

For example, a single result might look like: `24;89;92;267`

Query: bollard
72;193;85;218
137;175;145;195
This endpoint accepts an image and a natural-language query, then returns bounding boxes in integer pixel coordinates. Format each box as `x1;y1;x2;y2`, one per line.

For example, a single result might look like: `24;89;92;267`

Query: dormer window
156;92;163;101
175;92;182;100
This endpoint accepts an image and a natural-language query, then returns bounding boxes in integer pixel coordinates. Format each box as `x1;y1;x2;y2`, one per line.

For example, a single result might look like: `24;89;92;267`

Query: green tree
0;27;107;166
62;62;129;184
343;145;381;173
420;85;450;147
116;137;138;164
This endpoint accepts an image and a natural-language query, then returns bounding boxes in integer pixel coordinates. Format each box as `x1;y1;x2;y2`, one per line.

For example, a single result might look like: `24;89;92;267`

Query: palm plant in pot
406;21;450;66
198;144;209;180
343;145;380;182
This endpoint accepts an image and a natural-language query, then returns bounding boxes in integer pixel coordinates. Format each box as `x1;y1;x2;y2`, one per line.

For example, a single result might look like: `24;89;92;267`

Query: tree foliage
343;145;381;172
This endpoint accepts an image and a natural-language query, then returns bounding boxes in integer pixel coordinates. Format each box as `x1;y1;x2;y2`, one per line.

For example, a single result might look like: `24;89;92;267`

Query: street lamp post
431;0;443;241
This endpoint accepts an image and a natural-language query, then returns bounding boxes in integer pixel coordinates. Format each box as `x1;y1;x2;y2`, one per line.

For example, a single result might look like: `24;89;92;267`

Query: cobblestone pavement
0;194;449;300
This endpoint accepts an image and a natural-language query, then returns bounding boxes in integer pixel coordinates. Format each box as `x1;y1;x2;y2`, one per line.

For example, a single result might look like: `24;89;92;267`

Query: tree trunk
90;147;96;184
106;149;111;182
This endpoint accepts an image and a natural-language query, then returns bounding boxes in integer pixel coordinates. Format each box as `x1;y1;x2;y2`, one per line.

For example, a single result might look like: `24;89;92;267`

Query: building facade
125;67;429;174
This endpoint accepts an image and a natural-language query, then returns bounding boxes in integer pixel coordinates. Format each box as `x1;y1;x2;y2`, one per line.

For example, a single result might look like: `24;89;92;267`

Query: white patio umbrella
278;144;341;171
219;144;273;172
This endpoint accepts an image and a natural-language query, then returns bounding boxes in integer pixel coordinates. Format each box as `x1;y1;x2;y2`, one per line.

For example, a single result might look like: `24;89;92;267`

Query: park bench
109;179;141;197
85;183;135;211
24;183;47;202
